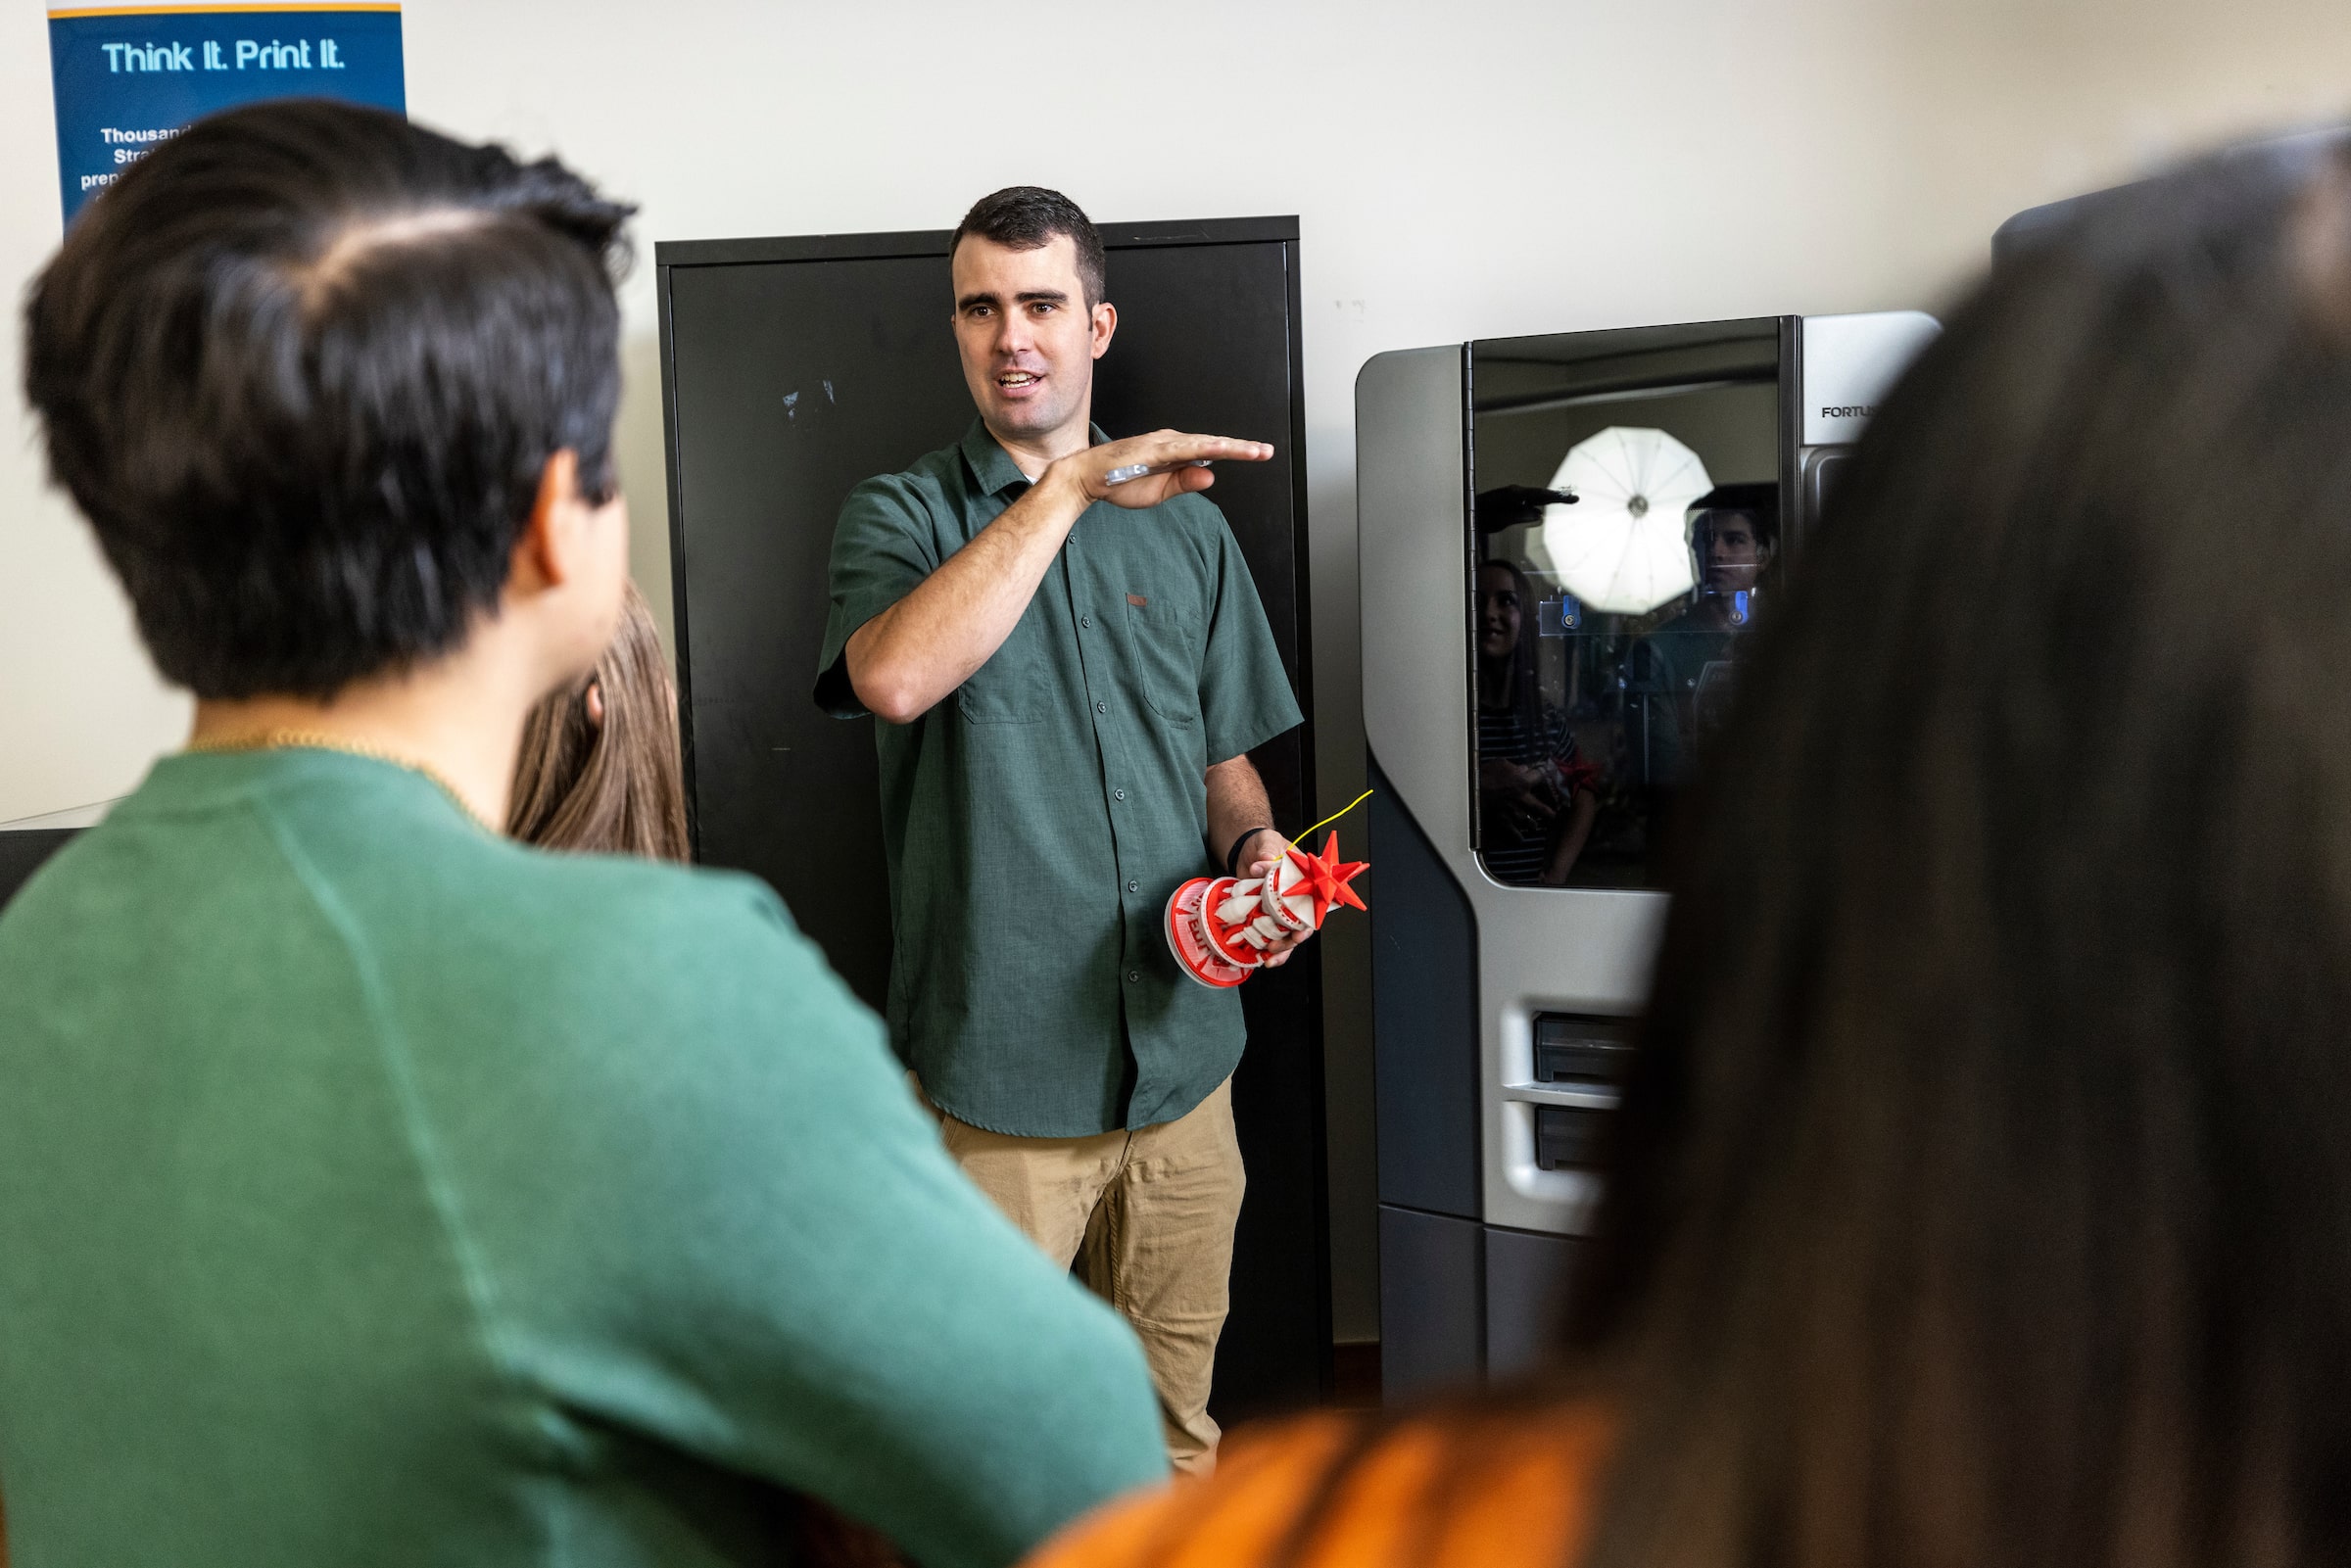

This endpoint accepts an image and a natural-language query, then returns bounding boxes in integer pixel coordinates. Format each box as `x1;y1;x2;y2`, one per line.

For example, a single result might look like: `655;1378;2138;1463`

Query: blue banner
48;4;406;223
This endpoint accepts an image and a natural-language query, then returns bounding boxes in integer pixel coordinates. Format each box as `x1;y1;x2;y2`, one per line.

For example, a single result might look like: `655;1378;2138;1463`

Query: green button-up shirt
819;421;1303;1137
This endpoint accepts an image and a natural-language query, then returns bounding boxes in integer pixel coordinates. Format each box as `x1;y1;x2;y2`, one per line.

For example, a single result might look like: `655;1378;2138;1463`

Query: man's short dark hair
1696;507;1774;552
1691;486;1780;552
950;187;1106;309
23;100;635;700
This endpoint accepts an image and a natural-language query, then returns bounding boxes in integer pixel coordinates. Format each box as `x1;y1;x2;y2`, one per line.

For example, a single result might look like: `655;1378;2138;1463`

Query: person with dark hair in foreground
1027;131;2351;1567
817;186;1301;1475
509;580;692;860
0;102;1163;1568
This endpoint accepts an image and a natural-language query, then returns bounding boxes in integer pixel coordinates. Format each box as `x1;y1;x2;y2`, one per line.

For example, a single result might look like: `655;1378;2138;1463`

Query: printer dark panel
1378;1204;1482;1399
1369;754;1482;1221
1483;1225;1581;1377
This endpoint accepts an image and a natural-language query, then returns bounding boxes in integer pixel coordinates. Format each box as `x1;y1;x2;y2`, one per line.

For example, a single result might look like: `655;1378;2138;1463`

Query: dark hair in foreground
508;582;690;862
952;185;1107;308
23;99;634;700
1575;130;2351;1568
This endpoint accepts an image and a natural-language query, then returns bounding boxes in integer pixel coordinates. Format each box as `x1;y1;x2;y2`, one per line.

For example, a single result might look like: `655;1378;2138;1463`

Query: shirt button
1127;879;1140;893
1081;615;1092;629
1114;788;1127;801
1128;970;1141;983
1095;700;1108;715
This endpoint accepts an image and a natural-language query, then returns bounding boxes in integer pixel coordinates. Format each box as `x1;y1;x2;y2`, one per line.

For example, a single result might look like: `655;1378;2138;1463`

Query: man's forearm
845;470;1089;723
844;429;1274;724
1205;754;1279;873
1205;754;1312;965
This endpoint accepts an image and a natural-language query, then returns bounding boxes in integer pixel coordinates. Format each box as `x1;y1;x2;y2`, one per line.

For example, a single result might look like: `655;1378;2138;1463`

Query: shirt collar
958;418;1112;498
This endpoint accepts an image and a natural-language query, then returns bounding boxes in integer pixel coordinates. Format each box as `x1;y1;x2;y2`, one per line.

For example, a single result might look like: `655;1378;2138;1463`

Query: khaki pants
931;1077;1245;1476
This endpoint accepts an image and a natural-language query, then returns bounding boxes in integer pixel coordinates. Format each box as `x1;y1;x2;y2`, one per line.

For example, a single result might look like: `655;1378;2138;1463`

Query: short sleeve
1192;507;1304;763
815;477;942;716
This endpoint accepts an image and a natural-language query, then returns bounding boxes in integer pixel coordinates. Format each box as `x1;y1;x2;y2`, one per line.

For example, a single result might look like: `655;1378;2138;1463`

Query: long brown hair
507;581;691;860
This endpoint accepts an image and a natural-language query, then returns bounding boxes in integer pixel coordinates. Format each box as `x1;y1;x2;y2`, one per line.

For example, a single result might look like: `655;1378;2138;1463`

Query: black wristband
1226;827;1276;879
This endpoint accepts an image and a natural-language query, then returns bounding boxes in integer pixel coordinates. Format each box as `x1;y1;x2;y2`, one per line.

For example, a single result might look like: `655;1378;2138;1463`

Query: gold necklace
185;728;494;832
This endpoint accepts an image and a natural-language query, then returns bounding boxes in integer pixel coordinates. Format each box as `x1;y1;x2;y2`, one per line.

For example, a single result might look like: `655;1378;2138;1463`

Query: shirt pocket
1123;592;1201;727
956;606;1050;725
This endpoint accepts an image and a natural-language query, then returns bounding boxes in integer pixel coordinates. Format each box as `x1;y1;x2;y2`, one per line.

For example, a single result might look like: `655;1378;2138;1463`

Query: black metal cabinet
0;830;76;910
656;217;1328;1418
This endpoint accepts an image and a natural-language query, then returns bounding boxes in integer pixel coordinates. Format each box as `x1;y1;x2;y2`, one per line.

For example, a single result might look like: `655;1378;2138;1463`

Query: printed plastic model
1168;832;1367;988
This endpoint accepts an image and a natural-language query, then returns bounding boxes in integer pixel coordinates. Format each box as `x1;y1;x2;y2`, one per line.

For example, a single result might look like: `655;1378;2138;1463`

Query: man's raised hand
1052;431;1274;509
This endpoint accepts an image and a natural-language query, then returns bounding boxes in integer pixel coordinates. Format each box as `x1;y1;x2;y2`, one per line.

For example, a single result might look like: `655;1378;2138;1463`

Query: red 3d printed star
1285;831;1368;927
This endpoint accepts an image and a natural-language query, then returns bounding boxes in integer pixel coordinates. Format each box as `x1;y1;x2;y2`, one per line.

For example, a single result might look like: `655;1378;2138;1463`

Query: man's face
1700;512;1768;596
950;233;1114;445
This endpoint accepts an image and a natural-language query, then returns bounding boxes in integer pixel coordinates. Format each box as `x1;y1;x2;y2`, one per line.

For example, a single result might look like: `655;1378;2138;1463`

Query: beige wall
5;0;2348;1334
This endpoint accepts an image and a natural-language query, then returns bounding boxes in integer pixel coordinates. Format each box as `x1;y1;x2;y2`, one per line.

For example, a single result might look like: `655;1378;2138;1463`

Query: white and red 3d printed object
1166;832;1369;988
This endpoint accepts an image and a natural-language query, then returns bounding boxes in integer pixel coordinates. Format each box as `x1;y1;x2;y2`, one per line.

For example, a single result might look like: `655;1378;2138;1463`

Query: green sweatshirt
0;749;1166;1567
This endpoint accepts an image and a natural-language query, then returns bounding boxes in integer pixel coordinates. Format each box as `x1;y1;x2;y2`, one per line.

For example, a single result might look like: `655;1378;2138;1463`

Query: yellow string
1293;786;1374;845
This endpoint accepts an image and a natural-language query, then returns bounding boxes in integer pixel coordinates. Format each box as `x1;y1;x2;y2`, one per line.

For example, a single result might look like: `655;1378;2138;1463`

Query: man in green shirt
817;189;1305;1473
0;104;1165;1567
